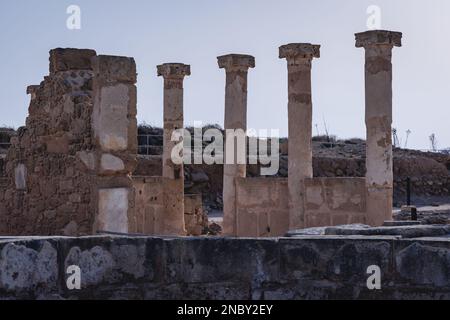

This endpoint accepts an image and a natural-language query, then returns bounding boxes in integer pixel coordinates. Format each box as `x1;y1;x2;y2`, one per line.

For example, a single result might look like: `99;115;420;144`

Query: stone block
325;225;450;238
279;43;321;59
394;239;450;287
49;48;97;74
93;83;131;152
92;55;136;83
97;188;129;233
279;237;394;283
383;220;422;227
217;54;255;70
163;238;279;285
355;30;402;48
100;154;125;173
59;237;163;293
0;241;58;293
76;151;96;171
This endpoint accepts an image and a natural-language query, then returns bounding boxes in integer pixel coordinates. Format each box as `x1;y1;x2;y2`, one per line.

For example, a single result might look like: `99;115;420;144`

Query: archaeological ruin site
1;29;450;300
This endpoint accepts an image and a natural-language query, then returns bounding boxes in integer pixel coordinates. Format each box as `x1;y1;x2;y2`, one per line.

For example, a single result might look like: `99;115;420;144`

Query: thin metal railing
137;134;163;155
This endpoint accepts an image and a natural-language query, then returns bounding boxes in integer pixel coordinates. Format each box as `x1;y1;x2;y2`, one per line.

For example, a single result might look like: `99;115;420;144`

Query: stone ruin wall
0;49;98;236
0;49;138;236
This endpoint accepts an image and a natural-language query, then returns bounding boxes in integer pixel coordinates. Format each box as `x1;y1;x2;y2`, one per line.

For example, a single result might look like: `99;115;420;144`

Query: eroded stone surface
0;241;57;292
395;242;450;287
64;246;115;287
1;236;449;300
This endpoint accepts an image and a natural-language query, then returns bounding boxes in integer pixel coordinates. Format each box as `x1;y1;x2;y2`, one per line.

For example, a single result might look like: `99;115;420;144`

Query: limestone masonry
0;30;435;240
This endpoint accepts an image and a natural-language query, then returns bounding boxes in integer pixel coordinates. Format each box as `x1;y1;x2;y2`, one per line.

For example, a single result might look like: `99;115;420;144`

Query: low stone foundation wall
1;235;450;300
235;177;368;237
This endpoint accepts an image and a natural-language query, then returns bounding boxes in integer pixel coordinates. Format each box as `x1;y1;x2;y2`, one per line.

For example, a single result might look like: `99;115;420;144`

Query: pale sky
1;0;449;149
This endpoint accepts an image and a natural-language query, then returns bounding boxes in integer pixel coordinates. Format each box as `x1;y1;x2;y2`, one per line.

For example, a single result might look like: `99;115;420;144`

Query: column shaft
158;63;190;235
280;43;320;230
356;30;402;226
218;54;255;236
223;70;248;236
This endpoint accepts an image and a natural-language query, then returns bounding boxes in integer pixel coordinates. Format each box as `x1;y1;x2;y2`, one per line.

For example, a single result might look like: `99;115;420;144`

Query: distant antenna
315;123;320;137
323;117;330;142
429;133;438;152
404;129;411;149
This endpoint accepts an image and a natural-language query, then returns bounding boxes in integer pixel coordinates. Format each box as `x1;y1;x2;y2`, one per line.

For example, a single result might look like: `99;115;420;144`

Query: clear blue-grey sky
0;0;449;149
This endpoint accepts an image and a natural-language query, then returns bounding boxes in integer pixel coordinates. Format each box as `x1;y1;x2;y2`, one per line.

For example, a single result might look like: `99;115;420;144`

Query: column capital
279;43;320;61
217;54;255;72
157;63;191;79
355;30;402;48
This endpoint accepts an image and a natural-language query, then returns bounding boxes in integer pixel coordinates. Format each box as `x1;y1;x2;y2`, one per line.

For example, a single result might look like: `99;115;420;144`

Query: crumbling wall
132;176;164;234
0;49;138;236
0;49;98;236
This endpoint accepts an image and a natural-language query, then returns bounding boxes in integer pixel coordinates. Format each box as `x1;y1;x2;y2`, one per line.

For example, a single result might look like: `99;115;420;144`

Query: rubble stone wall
0;49;138;236
0;49;98;236
1;235;450;300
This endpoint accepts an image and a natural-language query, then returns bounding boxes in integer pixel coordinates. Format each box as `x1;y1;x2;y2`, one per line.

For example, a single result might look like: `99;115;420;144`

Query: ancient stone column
355;30;402;226
279;43;320;230
157;63;190;235
218;54;255;236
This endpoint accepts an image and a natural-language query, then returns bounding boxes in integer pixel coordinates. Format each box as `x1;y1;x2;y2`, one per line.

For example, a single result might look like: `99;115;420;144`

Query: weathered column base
366;186;393;226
